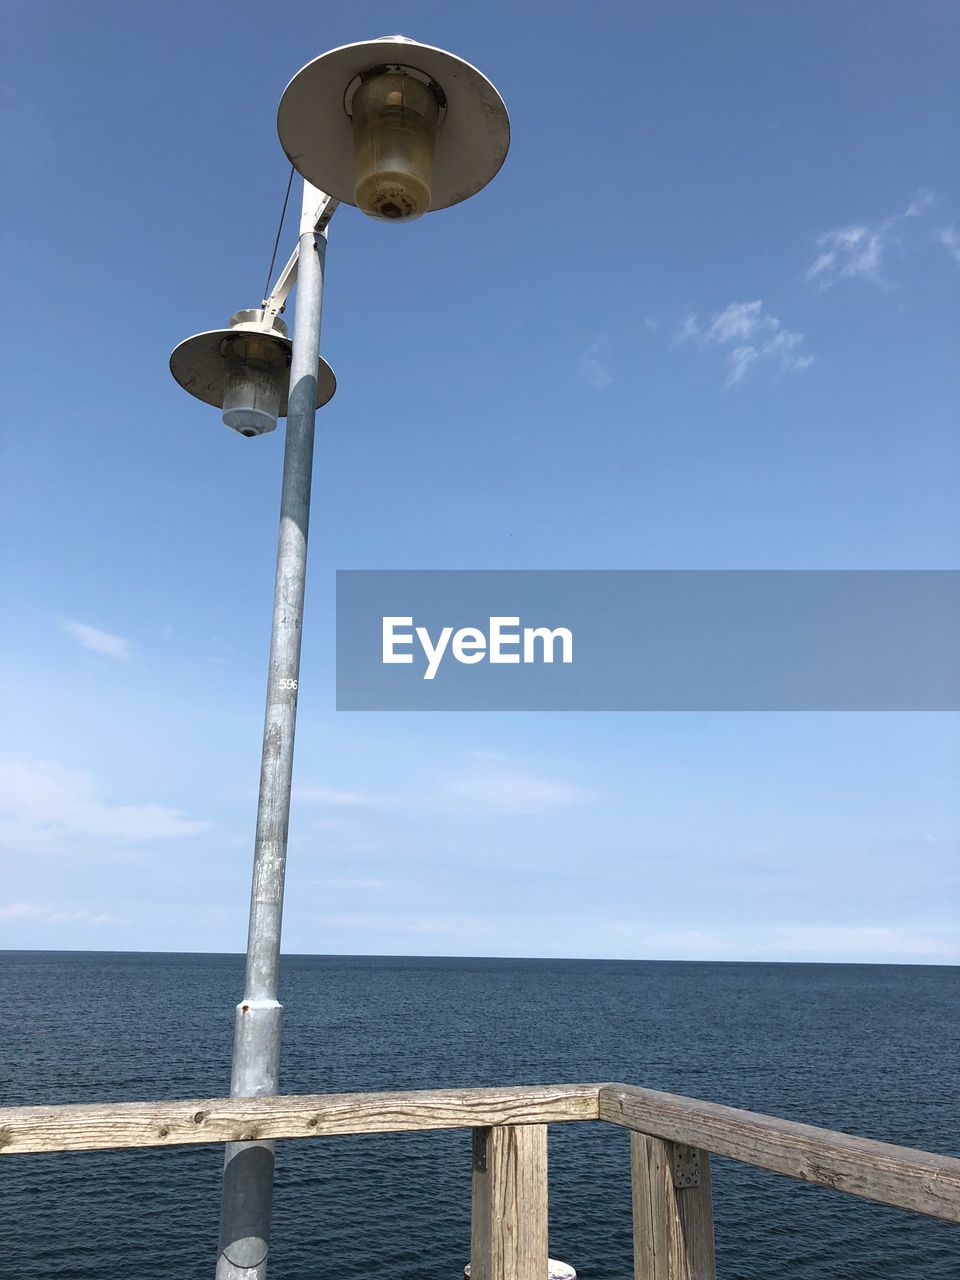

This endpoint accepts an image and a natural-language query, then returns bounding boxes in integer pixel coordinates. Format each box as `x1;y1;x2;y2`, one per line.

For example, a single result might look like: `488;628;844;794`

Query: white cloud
319;911;508;937
579;918;952;962
701;301;766;344
904;190;936;218
0;760;213;853
317;877;389;892
761;924;955;959
295;758;594;820
60;618;130;658
437;761;593;815
306;913;957;963
937;225;960;268
807;189;935;288
0;903;35;919
578;335;613;388
597;919;958;962
0;902;113;925
294;785;379;807
678;300;813;387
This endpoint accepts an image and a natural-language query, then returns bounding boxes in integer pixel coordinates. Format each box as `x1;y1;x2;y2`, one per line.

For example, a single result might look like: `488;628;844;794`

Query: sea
1;953;957;1279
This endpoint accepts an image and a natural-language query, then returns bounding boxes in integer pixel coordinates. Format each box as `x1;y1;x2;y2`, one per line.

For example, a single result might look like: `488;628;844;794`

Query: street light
277;35;510;219
170;309;336;436
172;34;509;1280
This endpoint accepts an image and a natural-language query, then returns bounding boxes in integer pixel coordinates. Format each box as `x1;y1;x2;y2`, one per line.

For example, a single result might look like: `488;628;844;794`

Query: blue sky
2;1;958;962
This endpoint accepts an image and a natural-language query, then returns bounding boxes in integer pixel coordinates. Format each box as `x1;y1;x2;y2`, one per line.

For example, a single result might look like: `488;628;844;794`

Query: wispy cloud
759;924;955;959
0;760;213;853
578;335;613;388
937;225;960;268
295;756;595;820
592;920;959;963
316;877;390;892
677;300;813;388
807;189;935;288
437;760;593;816
295;786;378;807
0;902;113;925
319;911;510;937
60;618;131;659
306;911;958;962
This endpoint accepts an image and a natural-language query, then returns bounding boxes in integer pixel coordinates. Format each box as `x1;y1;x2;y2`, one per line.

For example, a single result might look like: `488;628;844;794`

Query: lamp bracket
261;186;339;324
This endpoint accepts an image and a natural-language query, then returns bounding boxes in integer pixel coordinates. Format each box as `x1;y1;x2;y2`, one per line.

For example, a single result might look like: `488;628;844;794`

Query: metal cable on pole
261;166;295;307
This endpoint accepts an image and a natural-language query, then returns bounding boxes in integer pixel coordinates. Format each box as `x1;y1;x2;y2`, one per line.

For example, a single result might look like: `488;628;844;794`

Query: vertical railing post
631;1134;716;1280
471;1125;549;1280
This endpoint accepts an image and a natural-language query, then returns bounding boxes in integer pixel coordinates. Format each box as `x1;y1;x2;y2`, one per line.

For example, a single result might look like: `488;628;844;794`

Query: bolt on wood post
471;1124;549;1280
631;1133;716;1280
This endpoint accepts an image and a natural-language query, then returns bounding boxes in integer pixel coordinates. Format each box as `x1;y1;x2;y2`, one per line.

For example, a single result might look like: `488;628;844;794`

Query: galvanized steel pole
216;180;328;1280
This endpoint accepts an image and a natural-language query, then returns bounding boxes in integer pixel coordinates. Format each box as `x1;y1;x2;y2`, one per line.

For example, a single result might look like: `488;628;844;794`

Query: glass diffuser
351;70;441;221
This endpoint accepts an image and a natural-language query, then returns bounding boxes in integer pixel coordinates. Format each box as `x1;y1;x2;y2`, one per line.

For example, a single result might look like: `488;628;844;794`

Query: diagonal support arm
261;190;339;325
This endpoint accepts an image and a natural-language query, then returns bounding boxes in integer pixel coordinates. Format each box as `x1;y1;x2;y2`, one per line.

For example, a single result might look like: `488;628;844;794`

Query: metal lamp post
171;35;509;1280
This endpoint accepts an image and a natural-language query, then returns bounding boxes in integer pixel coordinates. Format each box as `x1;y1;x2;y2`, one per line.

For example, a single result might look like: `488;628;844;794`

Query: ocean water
1;952;957;1279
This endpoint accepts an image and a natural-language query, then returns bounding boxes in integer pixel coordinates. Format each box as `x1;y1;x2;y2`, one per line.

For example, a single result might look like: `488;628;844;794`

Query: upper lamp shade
170;310;336;437
277;36;510;220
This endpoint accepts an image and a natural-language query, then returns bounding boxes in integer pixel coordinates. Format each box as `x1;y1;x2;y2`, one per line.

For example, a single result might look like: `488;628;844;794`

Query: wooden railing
2;1082;958;1279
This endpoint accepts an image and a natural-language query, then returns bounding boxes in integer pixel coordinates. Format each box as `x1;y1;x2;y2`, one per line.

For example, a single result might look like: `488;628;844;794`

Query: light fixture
277;35;510;220
169;309;336;436
349;67;441;220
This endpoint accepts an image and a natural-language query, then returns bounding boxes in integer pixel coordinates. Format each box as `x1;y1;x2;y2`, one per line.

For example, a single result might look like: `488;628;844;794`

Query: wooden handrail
0;1083;600;1155
600;1083;960;1224
2;1080;958;1227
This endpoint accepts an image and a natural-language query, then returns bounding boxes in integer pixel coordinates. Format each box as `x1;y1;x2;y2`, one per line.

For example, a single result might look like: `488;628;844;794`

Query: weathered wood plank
0;1084;600;1156
471;1124;549;1280
6;1076;960;1231
631;1133;716;1280
601;1084;960;1224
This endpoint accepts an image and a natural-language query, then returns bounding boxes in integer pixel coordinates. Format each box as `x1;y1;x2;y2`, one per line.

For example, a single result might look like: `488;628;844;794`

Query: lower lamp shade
170;310;336;436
